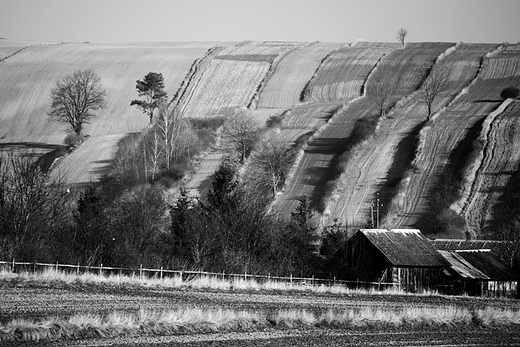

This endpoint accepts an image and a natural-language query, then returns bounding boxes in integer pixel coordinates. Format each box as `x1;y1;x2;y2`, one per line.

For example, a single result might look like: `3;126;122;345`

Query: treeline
0;150;347;278
0;98;351;277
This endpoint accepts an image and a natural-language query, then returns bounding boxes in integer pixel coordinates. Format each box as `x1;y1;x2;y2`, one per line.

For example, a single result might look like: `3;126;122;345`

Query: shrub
500;86;519;99
63;133;82;147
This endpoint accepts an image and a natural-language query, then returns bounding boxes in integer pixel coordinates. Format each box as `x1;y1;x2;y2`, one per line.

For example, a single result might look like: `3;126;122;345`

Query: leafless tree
250;138;294;197
367;70;396;117
396;28;408;46
420;65;451;119
0;152;69;260
222;111;260;163
49;70;106;139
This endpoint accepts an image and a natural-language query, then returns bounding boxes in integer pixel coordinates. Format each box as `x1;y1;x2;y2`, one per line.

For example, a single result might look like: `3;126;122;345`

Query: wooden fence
0;260;398;291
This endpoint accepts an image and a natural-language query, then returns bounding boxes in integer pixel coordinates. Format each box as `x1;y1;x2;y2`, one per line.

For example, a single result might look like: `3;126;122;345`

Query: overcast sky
1;0;519;44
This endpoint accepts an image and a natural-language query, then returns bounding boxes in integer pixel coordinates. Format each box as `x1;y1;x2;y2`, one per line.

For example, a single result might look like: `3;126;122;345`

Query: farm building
344;229;449;292
344;229;520;297
432;240;520;298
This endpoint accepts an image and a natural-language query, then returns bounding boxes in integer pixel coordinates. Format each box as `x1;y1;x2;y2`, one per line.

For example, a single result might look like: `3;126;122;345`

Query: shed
437;249;520;298
345;229;449;292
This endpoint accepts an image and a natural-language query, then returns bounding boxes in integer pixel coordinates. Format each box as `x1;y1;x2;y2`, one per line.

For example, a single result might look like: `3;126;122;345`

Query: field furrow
323;43;456;228
50;134;128;185
270;42;400;217
304;42;400;103
256;42;345;108
463;101;520;237
177;42;299;197
386;44;520;236
0;41;222;184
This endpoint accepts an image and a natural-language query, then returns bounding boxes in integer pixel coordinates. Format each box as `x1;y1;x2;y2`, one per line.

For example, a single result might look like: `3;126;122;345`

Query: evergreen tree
131;72;168;122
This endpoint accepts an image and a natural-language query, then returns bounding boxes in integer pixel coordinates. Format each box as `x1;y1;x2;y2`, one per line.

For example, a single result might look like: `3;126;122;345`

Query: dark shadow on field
0;142;68;172
486;169;520;239
375;121;426;223
474;99;503;103
415;117;486;237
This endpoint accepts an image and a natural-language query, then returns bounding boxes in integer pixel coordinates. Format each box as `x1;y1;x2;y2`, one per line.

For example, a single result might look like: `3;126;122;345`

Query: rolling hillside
1;39;519;238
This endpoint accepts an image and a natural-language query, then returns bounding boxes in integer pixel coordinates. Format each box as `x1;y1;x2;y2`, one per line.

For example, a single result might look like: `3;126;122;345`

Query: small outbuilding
344;230;520;297
345;229;449;292
433;240;520;298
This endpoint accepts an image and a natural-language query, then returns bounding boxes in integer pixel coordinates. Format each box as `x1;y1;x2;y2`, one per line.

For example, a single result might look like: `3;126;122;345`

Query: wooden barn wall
437;279;519;298
383;267;444;292
346;233;391;282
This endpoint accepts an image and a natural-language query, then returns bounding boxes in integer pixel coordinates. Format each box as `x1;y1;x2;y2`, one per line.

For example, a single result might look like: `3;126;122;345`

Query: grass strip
1;306;519;342
0;269;440;297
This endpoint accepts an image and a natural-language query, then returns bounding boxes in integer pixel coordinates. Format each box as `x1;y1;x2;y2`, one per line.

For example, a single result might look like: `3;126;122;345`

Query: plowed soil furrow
271;43;399;216
387;44;520;235
178;42;298;197
257;42;345;108
324;43;459;228
305;42;400;103
50;134;128;185
463;101;520;237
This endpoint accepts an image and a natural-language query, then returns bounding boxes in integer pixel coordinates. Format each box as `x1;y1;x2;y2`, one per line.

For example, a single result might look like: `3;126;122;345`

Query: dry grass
2;305;519;342
0;268;441;297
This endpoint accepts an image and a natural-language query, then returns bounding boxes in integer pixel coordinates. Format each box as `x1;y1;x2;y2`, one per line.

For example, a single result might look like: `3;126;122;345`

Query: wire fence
0;259;398;291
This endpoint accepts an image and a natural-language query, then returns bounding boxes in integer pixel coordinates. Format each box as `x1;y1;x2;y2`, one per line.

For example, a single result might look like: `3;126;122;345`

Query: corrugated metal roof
457;251;520;281
358;229;449;267
438;250;490;280
439;250;520;281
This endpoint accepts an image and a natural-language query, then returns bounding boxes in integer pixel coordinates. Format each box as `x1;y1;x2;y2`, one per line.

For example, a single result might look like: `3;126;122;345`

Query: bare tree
420;65;451;119
0;152;69;260
250;138;294;197
222;111;260;163
367;71;396;117
396;28;408;46
49;70;106;139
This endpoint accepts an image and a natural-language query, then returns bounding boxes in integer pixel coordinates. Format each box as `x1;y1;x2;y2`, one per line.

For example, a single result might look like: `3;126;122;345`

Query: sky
1;0;520;44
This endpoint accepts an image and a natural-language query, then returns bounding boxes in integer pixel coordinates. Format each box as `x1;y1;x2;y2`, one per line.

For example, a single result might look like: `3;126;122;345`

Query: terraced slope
322;42;456;228
256;42;345;108
270;42;400;216
0;39;38;61
179;42;301;197
463;100;520;237
0;41;224;183
176;41;301;119
386;43;520;237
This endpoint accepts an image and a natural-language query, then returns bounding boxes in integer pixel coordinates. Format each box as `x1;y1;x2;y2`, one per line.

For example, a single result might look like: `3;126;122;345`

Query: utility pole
370;193;381;228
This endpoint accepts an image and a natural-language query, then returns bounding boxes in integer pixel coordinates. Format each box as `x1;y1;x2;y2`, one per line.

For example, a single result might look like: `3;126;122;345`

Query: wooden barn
344;230;520;297
432;240;520;298
345;229;449;292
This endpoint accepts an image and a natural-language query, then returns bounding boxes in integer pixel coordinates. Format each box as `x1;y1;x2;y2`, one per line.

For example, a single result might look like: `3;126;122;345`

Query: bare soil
1;279;520;346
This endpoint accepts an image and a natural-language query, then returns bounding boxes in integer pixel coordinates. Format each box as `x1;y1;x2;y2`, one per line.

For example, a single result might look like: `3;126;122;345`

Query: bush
500;86;519;99
63;133;82;147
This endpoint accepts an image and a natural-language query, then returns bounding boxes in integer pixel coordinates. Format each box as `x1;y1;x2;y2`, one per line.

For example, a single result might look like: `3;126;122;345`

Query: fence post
12;259;15;273
100;263;103;276
290;274;293;285
139;264;143;279
56;261;59;273
77;263;80;276
160;266;163;280
312;275;314;286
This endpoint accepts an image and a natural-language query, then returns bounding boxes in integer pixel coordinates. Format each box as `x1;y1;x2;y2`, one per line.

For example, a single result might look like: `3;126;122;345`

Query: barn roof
457;250;520;281
439;250;520;281
438;250;489;280
357;229;449;267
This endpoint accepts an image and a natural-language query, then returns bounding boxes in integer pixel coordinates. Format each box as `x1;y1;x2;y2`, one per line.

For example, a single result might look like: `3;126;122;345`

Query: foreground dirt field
1;279;519;346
